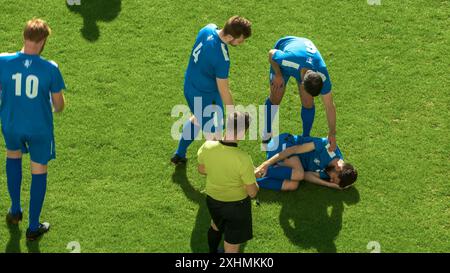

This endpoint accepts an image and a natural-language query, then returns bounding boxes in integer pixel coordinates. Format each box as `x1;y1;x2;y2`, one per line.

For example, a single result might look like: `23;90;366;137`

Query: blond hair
23;18;51;42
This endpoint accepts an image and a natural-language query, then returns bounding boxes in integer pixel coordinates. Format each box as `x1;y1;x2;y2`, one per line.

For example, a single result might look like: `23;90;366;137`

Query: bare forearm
325;103;336;136
269;50;282;76
304;172;339;189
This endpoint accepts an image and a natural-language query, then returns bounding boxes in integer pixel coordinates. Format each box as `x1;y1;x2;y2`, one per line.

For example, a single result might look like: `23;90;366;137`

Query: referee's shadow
172;165;248;253
172;164;210;253
258;184;360;253
67;0;122;42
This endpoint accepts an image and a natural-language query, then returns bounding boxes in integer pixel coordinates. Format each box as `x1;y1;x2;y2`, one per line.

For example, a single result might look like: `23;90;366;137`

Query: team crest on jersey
207;35;214;41
314;158;321;165
24;59;32;68
306;57;313;64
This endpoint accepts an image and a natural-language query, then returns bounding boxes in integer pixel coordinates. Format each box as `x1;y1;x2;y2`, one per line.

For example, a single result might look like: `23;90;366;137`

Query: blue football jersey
184;24;230;93
0;52;66;135
294;135;343;179
272;36;332;95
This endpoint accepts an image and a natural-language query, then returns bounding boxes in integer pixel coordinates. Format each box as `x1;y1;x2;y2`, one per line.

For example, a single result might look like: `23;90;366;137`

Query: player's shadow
172;165;210;253
5;222;22;253
67;0;122;42
259;184;360;253
4;221;42;253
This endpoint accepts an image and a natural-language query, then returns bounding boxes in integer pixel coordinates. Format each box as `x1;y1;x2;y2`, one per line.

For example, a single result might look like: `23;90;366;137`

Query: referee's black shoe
6;211;23;225
171;154;187;165
26;222;50;241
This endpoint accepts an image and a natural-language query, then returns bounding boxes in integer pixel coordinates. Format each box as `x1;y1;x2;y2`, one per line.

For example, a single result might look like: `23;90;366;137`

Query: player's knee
302;100;314;109
283;180;299;191
291;169;304;181
269;89;283;105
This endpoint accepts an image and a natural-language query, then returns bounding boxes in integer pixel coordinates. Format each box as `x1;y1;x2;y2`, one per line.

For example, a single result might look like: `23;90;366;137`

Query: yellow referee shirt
197;140;256;202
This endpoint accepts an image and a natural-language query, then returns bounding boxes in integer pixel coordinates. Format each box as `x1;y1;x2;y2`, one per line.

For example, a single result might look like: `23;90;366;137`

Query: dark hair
339;163;358;188
226;111;250;138
303;71;323;97
223;16;252;39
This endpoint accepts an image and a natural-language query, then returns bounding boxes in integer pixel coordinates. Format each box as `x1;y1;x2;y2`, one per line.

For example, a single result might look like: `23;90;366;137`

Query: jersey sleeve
240;155;256;185
272;50;301;77
50;62;66;93
319;67;332;95
319;170;330;180
214;45;230;79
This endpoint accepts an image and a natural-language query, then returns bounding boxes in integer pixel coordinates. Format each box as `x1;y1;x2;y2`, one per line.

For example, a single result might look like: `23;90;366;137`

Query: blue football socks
301;105;315;137
175;119;200;158
29;173;48;232
6;158;23;215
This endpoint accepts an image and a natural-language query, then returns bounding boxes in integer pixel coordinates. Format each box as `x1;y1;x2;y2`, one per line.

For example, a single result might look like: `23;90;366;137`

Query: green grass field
0;0;449;253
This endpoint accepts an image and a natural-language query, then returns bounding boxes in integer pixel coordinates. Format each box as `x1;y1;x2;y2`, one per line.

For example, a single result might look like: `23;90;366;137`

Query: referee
197;112;259;253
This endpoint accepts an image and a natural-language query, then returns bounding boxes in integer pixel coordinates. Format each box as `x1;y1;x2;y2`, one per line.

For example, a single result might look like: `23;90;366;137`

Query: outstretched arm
304;172;341;190
321;92;337;151
255;142;315;177
269;49;284;93
216;78;234;112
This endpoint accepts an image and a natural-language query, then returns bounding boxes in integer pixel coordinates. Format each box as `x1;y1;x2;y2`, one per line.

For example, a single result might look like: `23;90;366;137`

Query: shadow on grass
172;164;210;253
172;165;249;253
5;221;42;253
5;222;22;253
67;0;122;42
258;185;360;253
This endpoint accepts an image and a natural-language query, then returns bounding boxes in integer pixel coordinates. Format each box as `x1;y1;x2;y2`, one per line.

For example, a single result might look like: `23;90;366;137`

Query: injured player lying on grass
254;133;358;191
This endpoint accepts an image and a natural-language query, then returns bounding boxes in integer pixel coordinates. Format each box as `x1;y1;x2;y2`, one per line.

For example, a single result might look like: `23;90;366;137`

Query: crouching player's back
0;18;65;241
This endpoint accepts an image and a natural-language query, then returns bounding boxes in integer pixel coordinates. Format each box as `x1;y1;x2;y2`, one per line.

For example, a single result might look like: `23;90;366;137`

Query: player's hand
254;164;268;178
271;74;284;93
328;135;336;152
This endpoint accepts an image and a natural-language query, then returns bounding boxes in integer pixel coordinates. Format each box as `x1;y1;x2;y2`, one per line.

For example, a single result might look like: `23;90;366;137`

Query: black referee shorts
206;195;253;245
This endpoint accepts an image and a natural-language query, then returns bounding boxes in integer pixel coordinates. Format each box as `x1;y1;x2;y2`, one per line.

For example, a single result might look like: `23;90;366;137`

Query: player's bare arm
321;92;337;151
255;142;315;176
216;78;234;110
51;91;65;113
268;49;284;94
304;171;342;190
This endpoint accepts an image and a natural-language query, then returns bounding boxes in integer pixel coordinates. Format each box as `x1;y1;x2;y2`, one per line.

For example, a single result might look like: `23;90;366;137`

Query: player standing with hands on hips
0;19;66;240
171;16;252;165
263;36;337;152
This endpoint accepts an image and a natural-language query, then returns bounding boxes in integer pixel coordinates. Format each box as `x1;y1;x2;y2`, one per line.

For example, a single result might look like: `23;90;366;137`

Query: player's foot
262;137;272;144
6;211;23;225
26;222;50;241
171;154;187;165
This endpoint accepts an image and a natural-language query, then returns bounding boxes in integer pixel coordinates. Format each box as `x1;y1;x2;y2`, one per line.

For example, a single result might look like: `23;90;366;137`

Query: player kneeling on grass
255;133;357;191
0;19;66;241
197;112;259;253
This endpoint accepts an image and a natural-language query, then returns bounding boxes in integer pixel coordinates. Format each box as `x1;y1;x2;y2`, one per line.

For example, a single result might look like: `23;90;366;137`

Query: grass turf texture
0;0;449;253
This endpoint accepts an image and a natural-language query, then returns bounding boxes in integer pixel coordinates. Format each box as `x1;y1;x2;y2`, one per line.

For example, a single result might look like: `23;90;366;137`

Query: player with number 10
0;19;65;240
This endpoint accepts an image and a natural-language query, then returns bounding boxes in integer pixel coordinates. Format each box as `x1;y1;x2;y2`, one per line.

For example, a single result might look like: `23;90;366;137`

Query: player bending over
255;133;357;191
171;16;252;165
263;36;338;152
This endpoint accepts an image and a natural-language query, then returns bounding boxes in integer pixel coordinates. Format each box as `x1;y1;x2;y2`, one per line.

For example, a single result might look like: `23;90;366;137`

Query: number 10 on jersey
12;73;39;99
